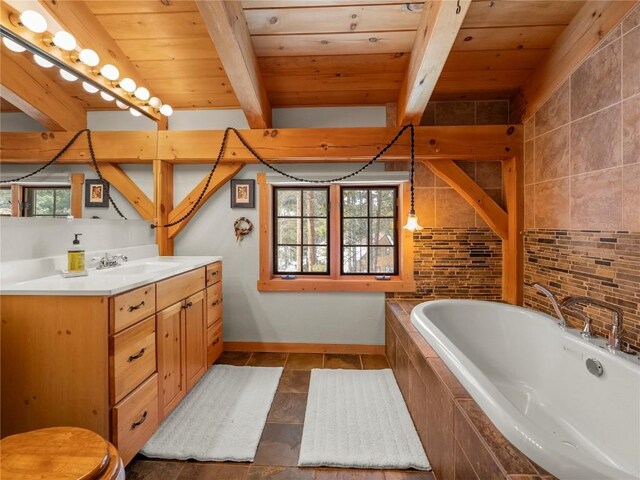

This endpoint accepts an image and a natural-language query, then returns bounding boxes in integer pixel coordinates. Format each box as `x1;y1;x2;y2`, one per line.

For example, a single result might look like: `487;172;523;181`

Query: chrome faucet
92;253;128;269
533;283;632;353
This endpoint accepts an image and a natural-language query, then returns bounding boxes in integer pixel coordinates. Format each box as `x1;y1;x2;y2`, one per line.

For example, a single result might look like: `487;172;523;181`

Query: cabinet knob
130;410;148;430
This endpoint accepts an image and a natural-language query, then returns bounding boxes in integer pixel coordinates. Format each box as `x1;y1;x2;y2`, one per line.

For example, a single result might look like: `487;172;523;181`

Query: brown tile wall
385;301;556;480
523;6;640;351
388;99;509;300
391;228;502;301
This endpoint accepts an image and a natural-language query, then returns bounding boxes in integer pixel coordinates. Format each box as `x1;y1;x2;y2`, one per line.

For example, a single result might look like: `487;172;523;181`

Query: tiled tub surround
524;230;640;352
385;301;555;480
523;5;640;352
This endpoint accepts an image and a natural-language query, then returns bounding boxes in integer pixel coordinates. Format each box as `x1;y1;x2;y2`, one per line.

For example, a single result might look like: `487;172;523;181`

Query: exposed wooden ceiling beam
196;0;271;128
0;1;160;121
513;0;637;121
0;47;86;131
396;0;471;126
0;126;521;163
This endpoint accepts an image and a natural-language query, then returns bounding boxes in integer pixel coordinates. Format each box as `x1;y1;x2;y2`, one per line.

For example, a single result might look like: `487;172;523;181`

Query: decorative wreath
234;216;253;242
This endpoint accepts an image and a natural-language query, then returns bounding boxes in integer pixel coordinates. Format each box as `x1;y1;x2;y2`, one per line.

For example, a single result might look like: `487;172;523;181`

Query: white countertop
1;255;221;296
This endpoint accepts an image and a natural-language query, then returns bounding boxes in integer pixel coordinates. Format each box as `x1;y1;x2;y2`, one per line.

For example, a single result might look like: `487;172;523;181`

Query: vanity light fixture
59;69;78;82
99;64;119;81
33;53;53;68
115;100;128;110
134;87;150;101
149;97;162;109
78;48;100;67
129;108;142;117
2;36;25;52
19;10;47;34
119;77;136;93
160;104;173;116
100;91;115;102
402;125;423;233
52;31;76;51
82;81;99;94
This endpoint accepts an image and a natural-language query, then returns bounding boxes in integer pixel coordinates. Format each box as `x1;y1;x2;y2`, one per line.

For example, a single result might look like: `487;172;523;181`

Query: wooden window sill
257;277;416;293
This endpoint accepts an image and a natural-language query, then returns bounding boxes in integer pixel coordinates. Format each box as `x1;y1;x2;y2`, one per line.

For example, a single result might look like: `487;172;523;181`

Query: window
0;188;11;216
262;173;414;292
24;187;71;217
274;187;329;274
342;187;397;275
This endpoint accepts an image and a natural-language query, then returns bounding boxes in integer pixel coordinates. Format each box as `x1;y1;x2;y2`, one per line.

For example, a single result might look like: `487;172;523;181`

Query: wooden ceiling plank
259;53;410;76
0;48;86;131
397;0;471;125
245;3;423;35
196;0;272;128
452;25;566;51
88;0;199;15
268;89;399;107
117;37;220;61
0;126;522;163
463;1;585;28
37;0;154;103
253;31;415;56
264;72;403;93
93;11;209;40
514;0;637;121
443;49;547;72
242;0;417;8
133;59;228;80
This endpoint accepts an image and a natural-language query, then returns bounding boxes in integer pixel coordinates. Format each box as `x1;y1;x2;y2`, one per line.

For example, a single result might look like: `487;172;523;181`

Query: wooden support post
70;173;84;219
423;159;508;240
502;153;523;305
10;184;22;217
99;163;154;221
257;173;270;283
167;163;244;239
153;160;174;256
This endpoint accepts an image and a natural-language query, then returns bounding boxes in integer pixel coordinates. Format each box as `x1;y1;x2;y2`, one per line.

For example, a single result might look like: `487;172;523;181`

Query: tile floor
126;352;435;480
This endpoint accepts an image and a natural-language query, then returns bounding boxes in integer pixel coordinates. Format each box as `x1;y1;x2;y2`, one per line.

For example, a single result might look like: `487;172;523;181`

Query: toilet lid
1;427;112;480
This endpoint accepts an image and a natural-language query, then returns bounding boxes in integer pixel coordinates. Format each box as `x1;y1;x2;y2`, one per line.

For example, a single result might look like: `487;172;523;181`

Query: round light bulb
100;91;114;102
402;212;423;232
119;77;136;93
100;64;119;81
2;37;26;53
59;69;77;82
52;31;76;51
33;54;53;68
115;100;128;110
78;48;99;67
134;87;150;101
82;81;99;94
160;104;173;116
19;10;47;33
129;108;142;117
148;97;162;109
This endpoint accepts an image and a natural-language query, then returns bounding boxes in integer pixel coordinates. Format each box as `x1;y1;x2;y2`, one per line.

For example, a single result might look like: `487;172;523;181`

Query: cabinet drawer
156;268;206;311
110;284;156;334
206;283;223;328
207;322;223;366
112;316;156;404
112;373;158;466
206;262;222;286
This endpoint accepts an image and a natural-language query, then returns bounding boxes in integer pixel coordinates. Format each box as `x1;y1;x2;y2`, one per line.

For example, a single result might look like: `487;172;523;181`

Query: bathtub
411;299;640;480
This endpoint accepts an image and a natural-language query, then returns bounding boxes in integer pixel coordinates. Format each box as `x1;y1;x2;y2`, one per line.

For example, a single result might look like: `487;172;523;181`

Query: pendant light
402;125;423;232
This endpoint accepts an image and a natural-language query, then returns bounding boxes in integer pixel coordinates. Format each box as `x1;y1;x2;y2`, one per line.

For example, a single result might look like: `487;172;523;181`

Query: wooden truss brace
98;163;154;221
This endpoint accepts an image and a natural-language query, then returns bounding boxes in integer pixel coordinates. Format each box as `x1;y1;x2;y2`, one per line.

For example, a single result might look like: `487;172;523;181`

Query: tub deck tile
426;358;470;400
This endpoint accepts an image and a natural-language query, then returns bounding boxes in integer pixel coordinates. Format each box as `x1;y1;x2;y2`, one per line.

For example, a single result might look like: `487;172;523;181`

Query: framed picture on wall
230;179;255;208
84;179;110;208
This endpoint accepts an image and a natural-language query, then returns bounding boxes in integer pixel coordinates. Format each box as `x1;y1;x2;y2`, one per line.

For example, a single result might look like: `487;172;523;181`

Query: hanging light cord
409;123;416;214
0;124;417;228
0;129;128;220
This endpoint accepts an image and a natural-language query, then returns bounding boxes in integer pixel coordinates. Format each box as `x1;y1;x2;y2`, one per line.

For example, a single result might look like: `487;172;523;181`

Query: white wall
0;112;46;131
0;107;388;345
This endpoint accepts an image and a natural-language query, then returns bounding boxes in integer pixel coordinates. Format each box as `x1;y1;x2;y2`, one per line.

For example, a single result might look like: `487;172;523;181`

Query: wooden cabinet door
184;290;206;392
156;302;185;421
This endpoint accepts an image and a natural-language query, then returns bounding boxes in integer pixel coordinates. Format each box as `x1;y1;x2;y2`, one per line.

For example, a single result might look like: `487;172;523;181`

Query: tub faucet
561;296;626;352
532;283;567;327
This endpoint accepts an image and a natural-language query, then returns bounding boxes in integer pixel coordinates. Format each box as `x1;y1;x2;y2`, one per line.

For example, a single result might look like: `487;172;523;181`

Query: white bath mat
141;365;282;462
299;369;430;470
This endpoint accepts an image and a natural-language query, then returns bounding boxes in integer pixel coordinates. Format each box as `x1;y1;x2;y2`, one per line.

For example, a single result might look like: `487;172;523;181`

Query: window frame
258;173;416;293
272;186;331;276
24;186;72;218
0;187;11;216
340;185;399;276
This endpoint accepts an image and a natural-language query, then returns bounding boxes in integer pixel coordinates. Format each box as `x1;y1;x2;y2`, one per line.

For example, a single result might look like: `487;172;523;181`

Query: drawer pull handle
131;411;148;430
127;348;146;362
182;301;193;310
127;301;145;312
212;338;220;346
211;271;218;276
211;300;219;306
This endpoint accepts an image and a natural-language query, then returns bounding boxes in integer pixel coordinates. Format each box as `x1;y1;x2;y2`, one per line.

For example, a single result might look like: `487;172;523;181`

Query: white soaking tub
411;299;640;480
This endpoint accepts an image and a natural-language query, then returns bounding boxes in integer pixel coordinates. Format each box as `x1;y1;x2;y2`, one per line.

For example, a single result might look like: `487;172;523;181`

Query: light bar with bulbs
1;6;173;121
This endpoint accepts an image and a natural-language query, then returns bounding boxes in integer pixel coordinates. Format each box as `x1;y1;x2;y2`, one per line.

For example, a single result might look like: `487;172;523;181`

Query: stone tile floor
126;352;435;480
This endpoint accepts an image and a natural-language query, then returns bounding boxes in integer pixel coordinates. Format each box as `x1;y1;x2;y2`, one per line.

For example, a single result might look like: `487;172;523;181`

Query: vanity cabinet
0;259;223;466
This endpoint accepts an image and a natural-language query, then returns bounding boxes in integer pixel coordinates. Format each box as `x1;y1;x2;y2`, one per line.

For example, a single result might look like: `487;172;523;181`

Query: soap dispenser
64;233;87;277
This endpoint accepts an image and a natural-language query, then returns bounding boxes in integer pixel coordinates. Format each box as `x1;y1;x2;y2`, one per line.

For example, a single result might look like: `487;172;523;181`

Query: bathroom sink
97;261;181;275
